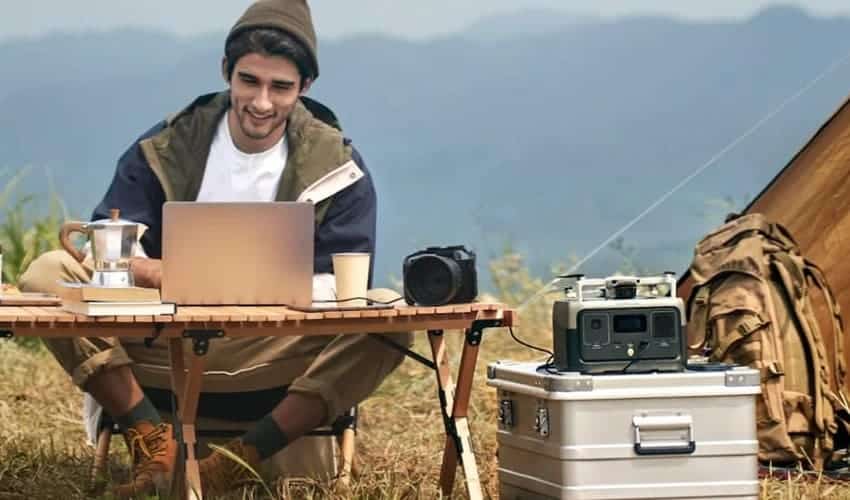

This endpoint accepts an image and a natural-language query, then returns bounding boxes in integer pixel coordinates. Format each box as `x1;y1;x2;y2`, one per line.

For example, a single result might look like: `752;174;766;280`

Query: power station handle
632;414;695;456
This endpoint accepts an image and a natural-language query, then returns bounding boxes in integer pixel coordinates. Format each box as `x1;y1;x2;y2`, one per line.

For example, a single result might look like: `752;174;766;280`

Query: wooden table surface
0;302;517;338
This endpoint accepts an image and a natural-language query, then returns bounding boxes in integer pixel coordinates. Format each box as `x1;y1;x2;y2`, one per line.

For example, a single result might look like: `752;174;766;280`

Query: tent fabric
679;94;850;388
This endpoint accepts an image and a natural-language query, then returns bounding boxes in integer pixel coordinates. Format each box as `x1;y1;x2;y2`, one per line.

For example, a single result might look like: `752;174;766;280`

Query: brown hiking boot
198;439;263;497
112;421;178;499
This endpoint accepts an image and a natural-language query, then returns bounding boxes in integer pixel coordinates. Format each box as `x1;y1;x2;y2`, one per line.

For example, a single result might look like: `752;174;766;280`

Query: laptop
161;202;314;306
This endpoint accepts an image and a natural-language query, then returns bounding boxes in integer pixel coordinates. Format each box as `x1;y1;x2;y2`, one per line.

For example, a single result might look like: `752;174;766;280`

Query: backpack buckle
767;361;785;377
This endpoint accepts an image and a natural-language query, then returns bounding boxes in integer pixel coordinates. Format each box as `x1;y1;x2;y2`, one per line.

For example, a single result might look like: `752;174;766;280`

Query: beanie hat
226;0;319;79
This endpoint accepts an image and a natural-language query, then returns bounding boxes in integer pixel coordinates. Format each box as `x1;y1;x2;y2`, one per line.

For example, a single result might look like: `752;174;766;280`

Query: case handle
633;414;695;455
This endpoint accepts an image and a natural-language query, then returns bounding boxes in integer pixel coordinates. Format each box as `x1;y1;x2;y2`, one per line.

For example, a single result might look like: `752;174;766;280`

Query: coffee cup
332;253;370;307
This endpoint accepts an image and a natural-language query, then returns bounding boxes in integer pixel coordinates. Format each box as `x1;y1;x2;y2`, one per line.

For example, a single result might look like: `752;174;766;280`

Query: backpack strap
765;221;802;252
805;260;847;399
770;256;828;433
687;285;712;352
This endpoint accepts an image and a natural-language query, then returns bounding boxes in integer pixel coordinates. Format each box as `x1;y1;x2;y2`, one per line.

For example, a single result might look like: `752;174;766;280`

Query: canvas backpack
685;213;850;469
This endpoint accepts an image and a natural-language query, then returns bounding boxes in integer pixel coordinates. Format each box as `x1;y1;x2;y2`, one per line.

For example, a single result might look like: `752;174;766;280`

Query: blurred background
2;0;850;289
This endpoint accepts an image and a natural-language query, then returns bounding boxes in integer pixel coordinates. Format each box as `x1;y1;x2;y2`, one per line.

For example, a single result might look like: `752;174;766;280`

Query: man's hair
224;28;315;89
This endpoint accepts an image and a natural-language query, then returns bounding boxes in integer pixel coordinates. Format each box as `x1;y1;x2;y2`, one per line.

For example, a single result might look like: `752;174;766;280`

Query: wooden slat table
0;302;517;500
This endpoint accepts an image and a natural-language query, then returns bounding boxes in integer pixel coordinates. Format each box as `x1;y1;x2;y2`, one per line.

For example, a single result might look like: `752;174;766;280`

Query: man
19;0;412;497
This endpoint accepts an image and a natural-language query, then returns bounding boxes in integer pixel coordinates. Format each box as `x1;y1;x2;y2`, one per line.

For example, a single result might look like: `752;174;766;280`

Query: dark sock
115;397;162;433
242;414;289;460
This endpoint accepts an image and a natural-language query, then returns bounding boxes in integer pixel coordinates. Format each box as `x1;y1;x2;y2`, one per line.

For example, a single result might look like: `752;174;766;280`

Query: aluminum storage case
486;360;761;500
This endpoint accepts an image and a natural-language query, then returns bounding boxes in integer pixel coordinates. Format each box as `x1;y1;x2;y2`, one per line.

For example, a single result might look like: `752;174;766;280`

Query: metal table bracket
182;329;224;356
466;319;502;346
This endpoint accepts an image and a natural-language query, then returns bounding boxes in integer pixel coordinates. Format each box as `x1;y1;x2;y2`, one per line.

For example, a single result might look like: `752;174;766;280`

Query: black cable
312;296;405;305
505;326;561;374
281;296;406;312
508;326;553;358
538;354;561;374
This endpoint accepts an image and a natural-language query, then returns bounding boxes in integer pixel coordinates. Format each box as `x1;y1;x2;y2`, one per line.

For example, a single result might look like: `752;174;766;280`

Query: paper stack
59;284;175;316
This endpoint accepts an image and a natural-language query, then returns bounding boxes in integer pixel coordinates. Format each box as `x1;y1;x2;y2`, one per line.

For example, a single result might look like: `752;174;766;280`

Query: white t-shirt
196;113;288;202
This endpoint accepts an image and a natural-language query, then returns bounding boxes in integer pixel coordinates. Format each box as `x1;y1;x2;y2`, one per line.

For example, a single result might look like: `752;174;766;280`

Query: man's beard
239;108;285;140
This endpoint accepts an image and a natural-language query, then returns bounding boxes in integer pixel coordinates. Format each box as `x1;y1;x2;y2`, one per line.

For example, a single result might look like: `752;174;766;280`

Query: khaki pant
19;250;413;427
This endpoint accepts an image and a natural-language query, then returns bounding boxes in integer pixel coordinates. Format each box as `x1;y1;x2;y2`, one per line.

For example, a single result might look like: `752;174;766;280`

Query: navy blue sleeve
314;146;378;286
91;122;168;258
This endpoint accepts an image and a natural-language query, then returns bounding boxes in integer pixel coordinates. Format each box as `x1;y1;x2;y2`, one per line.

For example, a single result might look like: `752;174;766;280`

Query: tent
679;94;850;388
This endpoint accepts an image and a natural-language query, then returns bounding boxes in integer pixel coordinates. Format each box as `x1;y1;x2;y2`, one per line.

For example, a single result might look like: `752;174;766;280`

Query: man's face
225;52;310;153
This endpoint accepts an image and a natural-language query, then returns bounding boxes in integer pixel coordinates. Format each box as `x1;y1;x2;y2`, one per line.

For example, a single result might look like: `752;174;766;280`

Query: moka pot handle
59;221;88;263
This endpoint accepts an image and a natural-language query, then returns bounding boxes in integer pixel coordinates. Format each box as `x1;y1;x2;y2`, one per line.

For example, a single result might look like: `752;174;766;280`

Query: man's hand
129;257;162;289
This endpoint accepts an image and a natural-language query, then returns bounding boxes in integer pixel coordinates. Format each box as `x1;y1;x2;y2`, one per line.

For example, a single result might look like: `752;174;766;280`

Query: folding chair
89;386;358;488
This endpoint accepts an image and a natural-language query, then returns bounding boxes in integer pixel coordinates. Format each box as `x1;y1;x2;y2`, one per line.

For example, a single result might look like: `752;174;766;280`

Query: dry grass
5;328;850;499
2;253;850;498
0;327;542;500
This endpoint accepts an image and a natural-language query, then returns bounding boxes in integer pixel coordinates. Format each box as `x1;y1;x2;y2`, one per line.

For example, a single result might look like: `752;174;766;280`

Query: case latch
534;402;550;438
498;399;514;428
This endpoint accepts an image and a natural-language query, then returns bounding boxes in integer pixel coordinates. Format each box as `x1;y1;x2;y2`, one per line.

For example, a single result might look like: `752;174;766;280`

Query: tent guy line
518;46;850;311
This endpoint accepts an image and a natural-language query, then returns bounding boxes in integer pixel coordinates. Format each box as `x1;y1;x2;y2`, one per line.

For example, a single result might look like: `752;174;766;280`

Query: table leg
452;330;483;500
169;339;186;413
428;330;458;495
168;339;187;498
182;351;206;500
169;337;207;500
428;329;484;500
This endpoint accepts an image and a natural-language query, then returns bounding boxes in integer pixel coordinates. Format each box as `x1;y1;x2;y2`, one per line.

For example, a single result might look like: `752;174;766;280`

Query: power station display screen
612;314;647;334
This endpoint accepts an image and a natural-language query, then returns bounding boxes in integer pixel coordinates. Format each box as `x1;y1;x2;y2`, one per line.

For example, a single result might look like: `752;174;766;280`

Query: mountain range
2;6;850;289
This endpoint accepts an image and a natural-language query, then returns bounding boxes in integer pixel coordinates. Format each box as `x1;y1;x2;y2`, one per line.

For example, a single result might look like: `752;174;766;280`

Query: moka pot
59;209;140;287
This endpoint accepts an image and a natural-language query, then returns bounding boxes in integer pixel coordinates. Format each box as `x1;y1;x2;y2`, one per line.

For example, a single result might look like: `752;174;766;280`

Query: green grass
0;167;67;287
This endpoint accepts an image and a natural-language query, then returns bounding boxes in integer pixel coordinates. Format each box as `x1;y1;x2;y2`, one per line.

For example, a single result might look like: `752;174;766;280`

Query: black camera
403;245;478;306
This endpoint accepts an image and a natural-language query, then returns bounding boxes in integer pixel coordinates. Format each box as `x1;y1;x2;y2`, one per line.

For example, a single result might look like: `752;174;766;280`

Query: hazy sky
4;0;850;41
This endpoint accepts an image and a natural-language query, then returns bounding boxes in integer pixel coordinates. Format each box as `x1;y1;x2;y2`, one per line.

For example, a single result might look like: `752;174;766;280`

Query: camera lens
405;255;462;306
